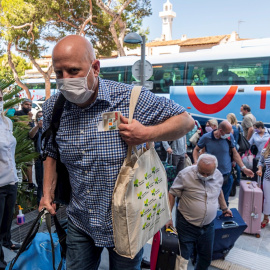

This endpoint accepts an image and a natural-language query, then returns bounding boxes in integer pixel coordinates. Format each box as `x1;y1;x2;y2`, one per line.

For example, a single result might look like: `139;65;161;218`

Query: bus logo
187;86;238;114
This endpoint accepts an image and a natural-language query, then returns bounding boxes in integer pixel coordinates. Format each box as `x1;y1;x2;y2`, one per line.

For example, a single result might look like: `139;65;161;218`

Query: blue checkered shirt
43;78;185;247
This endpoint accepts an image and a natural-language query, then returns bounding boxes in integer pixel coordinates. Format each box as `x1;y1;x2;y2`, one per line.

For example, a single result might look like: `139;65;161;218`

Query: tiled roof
146;35;231;47
146;39;182;47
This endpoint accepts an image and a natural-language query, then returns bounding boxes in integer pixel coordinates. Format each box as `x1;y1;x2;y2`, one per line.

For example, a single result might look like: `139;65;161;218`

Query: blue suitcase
213;208;247;260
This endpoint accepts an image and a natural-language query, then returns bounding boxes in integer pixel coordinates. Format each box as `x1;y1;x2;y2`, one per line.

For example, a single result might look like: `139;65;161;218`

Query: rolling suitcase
213;208;247;260
150;227;179;270
238;180;263;238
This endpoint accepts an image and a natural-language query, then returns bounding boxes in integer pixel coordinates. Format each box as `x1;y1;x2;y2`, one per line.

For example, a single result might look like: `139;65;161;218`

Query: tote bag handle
126;86;142;162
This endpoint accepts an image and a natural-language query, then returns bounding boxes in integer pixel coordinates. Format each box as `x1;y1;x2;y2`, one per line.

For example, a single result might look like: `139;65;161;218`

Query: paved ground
4;182;269;269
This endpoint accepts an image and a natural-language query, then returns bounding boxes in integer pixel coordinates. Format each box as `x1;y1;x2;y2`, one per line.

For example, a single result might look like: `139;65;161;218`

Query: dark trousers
66;219;143;270
222;173;233;206
35;159;44;205
176;211;215;270
0;183;18;265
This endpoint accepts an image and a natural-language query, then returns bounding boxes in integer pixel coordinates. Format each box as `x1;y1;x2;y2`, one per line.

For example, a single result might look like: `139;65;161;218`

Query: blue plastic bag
6;209;66;270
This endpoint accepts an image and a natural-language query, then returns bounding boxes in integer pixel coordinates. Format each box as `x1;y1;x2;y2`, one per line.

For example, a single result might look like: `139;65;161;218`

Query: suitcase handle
222;221;239;229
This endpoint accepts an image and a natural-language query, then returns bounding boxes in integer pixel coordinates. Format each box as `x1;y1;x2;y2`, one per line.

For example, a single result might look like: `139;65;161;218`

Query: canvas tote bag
112;86;171;259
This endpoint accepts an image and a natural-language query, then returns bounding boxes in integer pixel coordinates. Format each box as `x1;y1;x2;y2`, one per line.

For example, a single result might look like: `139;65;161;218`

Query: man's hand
119;115;149;145
223;208;233;217
167;147;173;155
38;120;43;128
165;218;174;229
256;169;262;176
243;167;254;178
28;111;33;119
38;196;57;216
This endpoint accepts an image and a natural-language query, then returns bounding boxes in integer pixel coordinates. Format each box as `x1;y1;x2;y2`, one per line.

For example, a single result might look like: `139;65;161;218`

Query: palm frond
0;78;15;91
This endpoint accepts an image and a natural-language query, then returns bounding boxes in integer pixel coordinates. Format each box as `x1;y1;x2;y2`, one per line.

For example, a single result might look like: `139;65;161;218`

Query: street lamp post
124;33;146;87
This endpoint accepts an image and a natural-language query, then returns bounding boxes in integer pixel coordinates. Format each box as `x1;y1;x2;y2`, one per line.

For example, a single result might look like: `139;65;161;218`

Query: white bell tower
159;0;176;41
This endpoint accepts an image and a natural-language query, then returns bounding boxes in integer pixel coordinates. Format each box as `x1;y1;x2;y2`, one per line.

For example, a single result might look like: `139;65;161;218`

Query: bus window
151;63;185;94
187;57;270;86
99;66;126;83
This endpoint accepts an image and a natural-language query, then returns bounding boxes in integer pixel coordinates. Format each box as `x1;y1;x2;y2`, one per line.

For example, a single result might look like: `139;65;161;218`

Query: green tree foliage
0;53;31;81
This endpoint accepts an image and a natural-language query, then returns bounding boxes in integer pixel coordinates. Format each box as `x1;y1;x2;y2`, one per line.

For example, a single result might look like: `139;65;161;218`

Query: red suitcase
238;180;263;237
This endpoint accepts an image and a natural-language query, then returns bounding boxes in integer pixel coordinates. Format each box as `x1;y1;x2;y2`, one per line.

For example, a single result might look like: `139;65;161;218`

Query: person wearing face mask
249;121;270;181
39;35;194;270
0;90;20;269
205;118;218;133
166;154;232;270
160;70;173;93
193;120;254;205
240;104;256;140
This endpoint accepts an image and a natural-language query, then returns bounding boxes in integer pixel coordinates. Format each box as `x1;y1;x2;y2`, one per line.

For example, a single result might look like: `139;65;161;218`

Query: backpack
41;94;71;205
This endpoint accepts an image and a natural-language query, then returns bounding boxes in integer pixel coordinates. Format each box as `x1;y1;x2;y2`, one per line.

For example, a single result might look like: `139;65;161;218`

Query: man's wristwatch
241;165;246;171
222;207;228;212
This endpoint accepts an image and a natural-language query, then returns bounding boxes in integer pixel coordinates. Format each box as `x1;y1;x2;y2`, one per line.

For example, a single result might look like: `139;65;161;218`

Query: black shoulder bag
237;125;250;153
41;94;71;205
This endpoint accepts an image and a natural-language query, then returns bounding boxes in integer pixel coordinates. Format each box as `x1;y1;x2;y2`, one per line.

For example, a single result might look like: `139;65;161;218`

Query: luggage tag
98;111;121;132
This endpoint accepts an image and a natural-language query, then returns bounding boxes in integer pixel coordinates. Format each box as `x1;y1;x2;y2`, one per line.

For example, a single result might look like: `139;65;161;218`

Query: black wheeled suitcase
213;208;247;260
150;227;179;270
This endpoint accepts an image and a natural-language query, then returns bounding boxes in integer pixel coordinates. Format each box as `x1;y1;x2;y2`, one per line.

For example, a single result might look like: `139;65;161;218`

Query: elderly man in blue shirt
39;35;194;270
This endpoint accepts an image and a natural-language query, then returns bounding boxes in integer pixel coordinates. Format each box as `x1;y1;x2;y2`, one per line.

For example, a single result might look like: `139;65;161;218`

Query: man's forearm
168;192;175;212
218;191;227;210
232;148;245;168
29;125;39;139
193;146;200;163
247;127;253;140
43;157;57;200
147;112;194;142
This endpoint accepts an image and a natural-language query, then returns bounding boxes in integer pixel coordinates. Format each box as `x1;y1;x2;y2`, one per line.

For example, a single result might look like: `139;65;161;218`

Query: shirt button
82;151;86;154
87;190;90;193
85;171;88;174
80;130;84;134
89;209;92;213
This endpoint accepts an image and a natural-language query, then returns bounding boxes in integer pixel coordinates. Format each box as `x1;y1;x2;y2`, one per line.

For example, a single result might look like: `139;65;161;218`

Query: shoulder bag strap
41;94;66;157
126;86;142;162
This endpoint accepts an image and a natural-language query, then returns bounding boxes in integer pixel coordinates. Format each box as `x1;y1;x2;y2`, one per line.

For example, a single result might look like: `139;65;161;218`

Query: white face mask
220;133;230;139
197;172;213;181
240;112;243;116
0;101;3;113
56;66;96;104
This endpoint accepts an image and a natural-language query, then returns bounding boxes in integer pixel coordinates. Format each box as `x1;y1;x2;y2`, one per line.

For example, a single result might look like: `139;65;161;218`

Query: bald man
193;120;254;205
40;35;194;270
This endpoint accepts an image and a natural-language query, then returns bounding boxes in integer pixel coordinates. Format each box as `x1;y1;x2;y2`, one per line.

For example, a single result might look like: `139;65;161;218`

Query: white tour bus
99;38;270;125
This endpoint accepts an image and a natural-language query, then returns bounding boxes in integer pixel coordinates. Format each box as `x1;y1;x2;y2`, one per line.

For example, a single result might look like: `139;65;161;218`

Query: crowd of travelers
0;35;269;270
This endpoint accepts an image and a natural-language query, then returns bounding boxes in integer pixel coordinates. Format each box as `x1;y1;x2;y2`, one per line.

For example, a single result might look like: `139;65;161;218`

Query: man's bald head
52;35;96;63
218;120;232;134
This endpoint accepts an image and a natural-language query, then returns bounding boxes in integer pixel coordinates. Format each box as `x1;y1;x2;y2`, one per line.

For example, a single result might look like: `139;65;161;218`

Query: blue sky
43;0;270;55
143;0;270;41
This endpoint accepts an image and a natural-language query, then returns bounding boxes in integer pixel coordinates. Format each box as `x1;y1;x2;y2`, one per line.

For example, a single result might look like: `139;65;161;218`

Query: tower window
165;6;168;11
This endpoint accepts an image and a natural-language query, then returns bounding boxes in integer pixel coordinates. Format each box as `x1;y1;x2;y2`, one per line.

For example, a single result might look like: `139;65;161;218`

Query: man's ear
92;60;100;76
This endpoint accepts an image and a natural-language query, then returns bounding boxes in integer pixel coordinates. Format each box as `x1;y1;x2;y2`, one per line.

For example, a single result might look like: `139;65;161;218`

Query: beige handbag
112;86;171;259
189;130;201;146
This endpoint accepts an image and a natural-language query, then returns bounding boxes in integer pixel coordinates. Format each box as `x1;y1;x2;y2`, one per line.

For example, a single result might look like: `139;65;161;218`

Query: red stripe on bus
187;86;238;114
